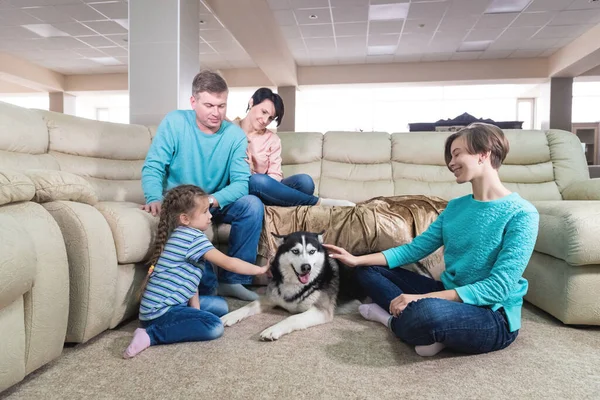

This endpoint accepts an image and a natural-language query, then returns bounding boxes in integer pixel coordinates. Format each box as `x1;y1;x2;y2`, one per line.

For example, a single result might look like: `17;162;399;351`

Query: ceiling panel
0;0;599;75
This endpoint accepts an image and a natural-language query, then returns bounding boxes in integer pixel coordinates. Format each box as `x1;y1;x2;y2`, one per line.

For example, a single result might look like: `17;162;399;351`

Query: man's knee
235;195;264;218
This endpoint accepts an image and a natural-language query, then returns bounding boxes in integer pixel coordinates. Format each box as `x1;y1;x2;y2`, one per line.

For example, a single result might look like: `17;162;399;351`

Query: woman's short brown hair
444;123;510;170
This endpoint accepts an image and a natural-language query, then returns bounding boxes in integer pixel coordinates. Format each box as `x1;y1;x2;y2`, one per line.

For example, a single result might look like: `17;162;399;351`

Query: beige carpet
3;302;600;400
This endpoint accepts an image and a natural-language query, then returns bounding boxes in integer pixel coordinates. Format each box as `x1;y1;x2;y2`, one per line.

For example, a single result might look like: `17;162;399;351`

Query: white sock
319;198;356;207
415;342;446;357
359;303;392;327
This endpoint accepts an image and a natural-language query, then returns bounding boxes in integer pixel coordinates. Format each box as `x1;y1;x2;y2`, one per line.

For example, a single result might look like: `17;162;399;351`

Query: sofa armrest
0;169;35;206
23;169;98;205
532;200;600;266
562;179;600;200
0;213;36;308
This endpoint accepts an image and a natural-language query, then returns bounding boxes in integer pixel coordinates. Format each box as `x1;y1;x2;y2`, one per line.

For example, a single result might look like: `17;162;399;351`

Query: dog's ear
316;230;326;244
271;232;287;247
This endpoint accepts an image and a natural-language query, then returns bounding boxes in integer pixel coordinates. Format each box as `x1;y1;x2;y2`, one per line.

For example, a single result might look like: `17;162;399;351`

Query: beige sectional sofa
0;171;70;392
1;99;599;390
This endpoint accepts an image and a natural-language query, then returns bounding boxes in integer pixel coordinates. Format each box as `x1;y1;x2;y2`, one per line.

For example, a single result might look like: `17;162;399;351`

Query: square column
49;92;76;115
276;86;296;132
129;0;199;126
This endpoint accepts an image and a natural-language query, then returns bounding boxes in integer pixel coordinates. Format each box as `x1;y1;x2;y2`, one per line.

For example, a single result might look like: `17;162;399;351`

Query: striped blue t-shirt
140;226;214;321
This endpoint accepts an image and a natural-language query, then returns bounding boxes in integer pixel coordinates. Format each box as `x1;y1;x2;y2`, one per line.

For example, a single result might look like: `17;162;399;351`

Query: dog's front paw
220;310;245;327
260;325;285;341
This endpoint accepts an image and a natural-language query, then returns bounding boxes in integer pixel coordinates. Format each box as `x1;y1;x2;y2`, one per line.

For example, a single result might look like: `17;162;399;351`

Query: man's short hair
192;70;228;97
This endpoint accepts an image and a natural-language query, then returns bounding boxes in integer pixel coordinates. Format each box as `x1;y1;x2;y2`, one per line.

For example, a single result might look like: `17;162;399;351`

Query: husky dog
220;231;364;341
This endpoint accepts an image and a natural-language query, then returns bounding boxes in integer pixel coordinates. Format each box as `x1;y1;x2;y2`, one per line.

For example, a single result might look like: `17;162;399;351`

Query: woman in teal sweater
325;123;539;357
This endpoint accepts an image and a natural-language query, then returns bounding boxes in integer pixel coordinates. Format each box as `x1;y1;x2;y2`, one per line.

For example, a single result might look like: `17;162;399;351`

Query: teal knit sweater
382;193;539;332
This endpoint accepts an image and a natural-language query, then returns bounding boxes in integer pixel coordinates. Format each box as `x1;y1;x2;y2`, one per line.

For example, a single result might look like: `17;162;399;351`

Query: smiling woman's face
448;135;482;184
247;99;275;132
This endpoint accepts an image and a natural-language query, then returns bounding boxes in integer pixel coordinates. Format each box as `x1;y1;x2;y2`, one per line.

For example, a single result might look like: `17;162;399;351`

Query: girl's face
247;99;276;132
180;197;212;231
448;136;484;184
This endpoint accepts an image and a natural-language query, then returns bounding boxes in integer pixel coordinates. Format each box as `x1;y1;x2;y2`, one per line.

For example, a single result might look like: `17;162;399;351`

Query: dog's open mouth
293;269;311;284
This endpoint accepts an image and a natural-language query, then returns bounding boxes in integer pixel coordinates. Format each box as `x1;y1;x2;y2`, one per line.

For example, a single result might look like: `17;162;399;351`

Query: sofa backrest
35;110;151;204
278;132;323;195
281;129;589;203
1;100;589;204
0;101;59;170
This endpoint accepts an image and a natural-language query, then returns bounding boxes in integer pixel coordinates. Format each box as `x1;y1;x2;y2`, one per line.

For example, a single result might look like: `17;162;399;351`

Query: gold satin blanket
258;195;448;280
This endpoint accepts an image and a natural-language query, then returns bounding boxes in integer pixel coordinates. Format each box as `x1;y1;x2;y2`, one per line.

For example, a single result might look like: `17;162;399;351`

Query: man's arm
211;135;251;207
141;117;176;204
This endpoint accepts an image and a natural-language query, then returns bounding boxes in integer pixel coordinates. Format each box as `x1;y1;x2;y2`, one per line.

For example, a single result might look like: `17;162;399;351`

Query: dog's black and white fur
220;231;364;341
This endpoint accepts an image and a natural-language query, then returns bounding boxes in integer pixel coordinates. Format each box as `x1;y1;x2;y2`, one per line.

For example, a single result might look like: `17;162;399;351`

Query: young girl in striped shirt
123;185;269;359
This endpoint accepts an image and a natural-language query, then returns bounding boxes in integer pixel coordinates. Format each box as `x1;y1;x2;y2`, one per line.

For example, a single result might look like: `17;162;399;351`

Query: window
295;84;538;133
517;98;535;130
0;94;49;110
96;108;110;122
75;93;129;123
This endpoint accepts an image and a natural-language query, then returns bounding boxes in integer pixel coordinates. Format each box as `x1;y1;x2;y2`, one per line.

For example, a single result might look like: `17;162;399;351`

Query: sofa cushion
109;263;148;329
0;213;36;308
546;130;590;193
0;150;60;171
320;131;394;202
390;130;563;202
279;132;323;194
85;177;145;204
532;200;600;266
2;201;69;373
0;101;48;155
0;170;35;206
24;169;98;205
95;202;158;264
561;179;600;200
37;110;151;161
0;297;26;392
42;200;117;343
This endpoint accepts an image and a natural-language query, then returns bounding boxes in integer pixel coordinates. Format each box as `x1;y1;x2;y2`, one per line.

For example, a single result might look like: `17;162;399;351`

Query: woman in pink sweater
235;88;354;207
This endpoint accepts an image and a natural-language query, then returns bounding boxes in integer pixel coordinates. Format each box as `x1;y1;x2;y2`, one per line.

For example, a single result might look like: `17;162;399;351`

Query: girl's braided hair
138;185;207;300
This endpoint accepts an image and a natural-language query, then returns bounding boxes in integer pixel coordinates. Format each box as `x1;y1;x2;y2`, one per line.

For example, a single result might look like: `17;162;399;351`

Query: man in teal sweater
141;70;262;301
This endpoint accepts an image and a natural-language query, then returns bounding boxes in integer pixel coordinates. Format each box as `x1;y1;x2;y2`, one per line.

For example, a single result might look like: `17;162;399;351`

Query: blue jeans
198;195;264;291
356;266;519;354
249;173;319;206
141;296;228;345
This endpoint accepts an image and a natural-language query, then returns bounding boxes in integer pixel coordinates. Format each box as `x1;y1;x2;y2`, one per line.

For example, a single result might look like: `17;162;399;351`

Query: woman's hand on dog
323;244;359;267
389;294;424;317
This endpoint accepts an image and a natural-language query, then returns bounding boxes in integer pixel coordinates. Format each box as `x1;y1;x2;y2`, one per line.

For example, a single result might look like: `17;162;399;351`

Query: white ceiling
0;0;599;75
268;0;600;65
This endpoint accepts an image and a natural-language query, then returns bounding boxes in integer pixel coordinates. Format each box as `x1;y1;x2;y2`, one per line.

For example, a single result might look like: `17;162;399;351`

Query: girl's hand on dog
389;294;424;316
323;244;359;267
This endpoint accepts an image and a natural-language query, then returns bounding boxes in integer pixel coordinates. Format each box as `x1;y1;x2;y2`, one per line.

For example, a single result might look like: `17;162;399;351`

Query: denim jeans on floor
248;173;319;206
197;195;263;291
356;265;519;354
141;296;228;345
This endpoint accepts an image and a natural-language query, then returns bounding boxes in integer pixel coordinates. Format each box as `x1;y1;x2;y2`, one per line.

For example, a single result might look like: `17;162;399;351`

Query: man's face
190;91;228;133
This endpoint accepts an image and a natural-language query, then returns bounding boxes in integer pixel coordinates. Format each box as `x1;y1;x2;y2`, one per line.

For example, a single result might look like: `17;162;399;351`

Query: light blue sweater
382;193;539;332
141;110;250;207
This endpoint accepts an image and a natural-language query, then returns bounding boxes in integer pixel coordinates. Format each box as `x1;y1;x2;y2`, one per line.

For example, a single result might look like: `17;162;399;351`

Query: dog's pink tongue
299;273;310;284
